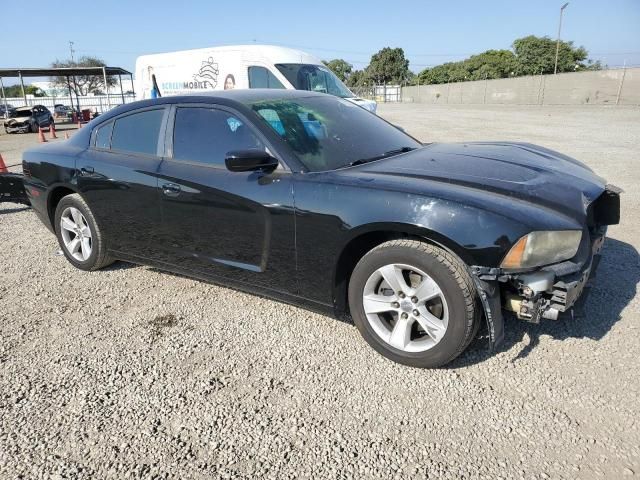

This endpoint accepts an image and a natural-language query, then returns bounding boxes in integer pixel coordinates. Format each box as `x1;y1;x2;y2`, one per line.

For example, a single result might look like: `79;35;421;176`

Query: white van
135;44;377;113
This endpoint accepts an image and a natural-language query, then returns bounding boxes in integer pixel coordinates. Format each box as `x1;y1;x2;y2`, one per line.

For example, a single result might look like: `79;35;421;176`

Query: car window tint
173;107;265;166
248;66;285;89
95;121;113;149
111;109;164;155
249;97;420;171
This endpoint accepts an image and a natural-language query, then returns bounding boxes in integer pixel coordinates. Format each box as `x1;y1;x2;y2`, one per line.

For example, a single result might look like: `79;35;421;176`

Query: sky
1;0;639;80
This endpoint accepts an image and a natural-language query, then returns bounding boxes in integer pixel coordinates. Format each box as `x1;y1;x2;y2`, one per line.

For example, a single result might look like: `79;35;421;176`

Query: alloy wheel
362;263;449;353
60;207;93;261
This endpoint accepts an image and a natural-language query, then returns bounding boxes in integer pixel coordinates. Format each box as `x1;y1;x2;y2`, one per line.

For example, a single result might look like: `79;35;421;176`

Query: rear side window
173;107;265;167
248;66;285;89
94;121;113;149
111;109;164;155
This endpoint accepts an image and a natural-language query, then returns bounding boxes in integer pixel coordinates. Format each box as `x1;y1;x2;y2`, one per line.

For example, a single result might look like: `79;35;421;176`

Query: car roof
96;89;333;124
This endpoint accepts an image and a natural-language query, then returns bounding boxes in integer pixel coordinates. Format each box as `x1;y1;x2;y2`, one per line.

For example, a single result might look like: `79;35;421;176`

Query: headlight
501;230;582;269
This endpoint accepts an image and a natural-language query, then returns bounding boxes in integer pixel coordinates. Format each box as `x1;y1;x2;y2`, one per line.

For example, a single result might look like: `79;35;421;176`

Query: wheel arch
332;223;474;318
47;185;80;229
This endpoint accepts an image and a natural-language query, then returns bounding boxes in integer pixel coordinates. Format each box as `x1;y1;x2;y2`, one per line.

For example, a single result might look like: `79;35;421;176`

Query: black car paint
21;91;615;348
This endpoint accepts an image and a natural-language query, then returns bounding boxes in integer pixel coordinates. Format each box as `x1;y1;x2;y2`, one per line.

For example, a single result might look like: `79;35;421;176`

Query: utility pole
69;41;75;62
554;3;569;74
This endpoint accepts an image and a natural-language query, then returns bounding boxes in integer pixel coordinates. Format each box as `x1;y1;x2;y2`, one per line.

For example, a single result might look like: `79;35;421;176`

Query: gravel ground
1;104;639;479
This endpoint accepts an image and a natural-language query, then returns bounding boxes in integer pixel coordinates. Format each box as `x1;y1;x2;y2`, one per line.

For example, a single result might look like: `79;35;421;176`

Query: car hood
7;114;31;122
349;142;607;222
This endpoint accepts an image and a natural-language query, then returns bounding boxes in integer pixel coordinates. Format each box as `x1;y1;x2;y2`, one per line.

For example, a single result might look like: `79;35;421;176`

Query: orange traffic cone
0;153;7;173
49;122;57;139
38;127;47;143
64;132;70;140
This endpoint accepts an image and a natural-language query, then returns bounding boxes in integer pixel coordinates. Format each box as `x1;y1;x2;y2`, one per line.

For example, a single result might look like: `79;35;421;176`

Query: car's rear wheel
348;239;479;368
54;194;114;271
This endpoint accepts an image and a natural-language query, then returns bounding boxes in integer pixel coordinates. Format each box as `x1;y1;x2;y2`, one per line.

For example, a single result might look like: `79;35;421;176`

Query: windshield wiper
349;147;417;167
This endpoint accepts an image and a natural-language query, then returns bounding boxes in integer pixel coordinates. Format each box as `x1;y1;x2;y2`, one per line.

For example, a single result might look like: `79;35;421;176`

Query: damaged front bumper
470;184;621;350
3;122;30;133
505;228;605;323
471;229;605;350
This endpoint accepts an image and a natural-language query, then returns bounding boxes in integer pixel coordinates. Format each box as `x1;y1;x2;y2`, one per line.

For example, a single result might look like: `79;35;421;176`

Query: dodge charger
21;90;621;368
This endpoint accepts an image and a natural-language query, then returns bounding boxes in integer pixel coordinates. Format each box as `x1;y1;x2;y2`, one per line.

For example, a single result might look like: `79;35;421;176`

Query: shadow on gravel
0;205;30;215
451;238;639;368
102;261;139;272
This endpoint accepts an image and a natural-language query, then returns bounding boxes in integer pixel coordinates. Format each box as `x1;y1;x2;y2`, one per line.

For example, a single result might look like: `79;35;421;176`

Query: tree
322;59;353;83
347;69;371;88
366;47;411;84
50;56;117;96
417;35;600;84
512;35;594;75
1;84;45;97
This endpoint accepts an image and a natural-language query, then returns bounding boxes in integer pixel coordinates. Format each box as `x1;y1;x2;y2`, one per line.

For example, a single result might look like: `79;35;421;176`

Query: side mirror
225;149;278;172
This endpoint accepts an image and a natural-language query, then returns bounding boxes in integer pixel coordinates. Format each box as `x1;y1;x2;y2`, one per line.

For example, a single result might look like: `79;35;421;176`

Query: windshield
247;96;421;172
10;109;32;118
275;64;354;99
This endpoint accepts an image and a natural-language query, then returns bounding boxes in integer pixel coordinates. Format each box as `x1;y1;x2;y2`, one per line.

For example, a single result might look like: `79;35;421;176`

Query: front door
157;105;296;293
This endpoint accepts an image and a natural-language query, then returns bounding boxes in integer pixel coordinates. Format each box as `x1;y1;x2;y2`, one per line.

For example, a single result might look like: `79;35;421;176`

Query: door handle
162;183;181;196
80;166;94;175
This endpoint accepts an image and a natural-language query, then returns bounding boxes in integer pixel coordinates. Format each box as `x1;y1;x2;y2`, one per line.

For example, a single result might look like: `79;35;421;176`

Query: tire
30;122;38;133
348;239;479;368
54;193;114;271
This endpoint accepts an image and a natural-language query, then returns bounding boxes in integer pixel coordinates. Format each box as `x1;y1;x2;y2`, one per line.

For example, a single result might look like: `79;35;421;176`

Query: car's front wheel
348;239;479;368
54;193;114;271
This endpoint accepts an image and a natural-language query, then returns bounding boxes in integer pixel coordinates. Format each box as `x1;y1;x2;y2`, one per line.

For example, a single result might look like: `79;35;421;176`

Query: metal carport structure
0;66;133;116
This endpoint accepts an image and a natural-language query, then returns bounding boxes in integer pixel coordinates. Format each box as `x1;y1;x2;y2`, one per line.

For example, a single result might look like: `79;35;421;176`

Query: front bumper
3;122;30;133
510;228;606;322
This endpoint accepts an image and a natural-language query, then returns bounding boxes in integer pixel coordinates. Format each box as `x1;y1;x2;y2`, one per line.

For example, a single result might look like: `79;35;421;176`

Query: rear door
77;106;168;258
156;104;296;293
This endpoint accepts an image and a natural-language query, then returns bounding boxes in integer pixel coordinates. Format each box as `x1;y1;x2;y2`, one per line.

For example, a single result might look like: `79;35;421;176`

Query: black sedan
4;105;54;134
21;90;620;368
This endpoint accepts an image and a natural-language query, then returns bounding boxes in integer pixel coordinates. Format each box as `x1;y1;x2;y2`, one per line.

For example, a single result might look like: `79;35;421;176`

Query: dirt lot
1;104;639;479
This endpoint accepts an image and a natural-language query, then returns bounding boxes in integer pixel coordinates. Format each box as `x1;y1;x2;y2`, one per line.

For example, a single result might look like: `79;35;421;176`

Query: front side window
111;109;165;155
275;64;354;98
248;66;286;89
172;107;265;167
250;96;419;172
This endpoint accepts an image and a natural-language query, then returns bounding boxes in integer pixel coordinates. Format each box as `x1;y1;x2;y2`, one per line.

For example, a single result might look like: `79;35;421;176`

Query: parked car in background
54;104;72;116
22;90;620;368
3;105;54;133
0;103;15;117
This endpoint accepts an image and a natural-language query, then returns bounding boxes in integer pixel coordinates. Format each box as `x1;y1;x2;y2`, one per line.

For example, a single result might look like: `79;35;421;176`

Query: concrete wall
402;68;640;106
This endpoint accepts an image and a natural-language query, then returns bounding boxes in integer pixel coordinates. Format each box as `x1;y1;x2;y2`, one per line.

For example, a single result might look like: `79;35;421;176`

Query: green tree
322;59;353;83
512;35;594;75
465;49;518;80
50;56;117;96
345;69;369;88
417;35;600;84
1;84;46;97
366;47;411;84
